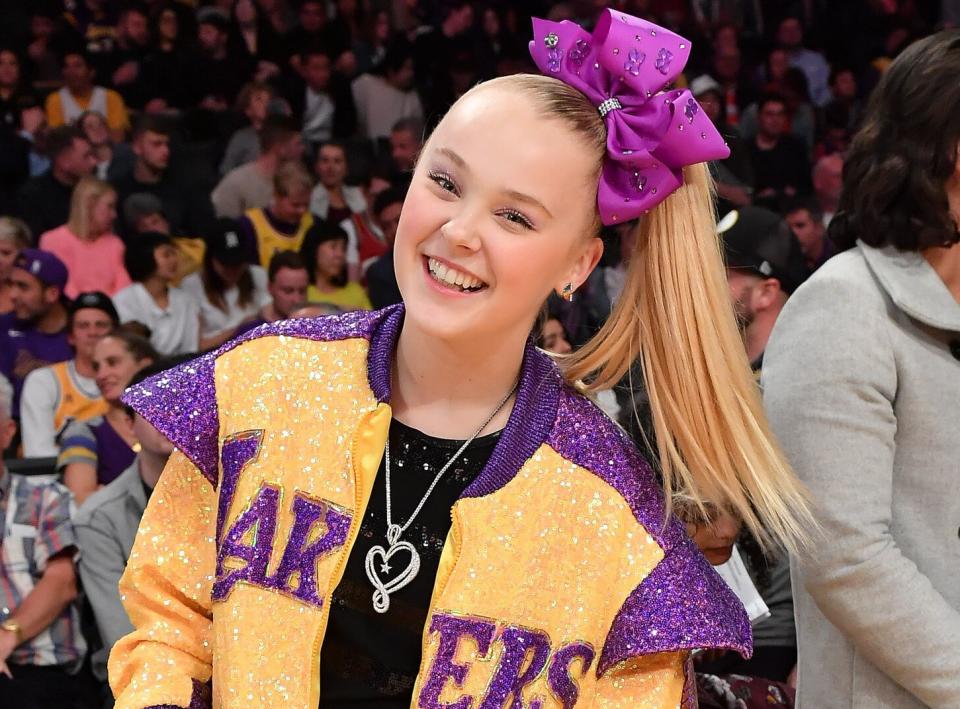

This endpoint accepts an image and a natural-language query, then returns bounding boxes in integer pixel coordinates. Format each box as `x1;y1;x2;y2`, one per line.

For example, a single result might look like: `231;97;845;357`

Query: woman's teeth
428;257;485;292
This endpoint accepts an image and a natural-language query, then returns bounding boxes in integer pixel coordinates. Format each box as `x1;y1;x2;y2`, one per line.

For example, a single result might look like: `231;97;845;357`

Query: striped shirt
0;469;85;669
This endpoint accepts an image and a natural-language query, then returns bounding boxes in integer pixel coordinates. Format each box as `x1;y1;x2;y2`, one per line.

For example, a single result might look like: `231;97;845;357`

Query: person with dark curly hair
763;30;960;709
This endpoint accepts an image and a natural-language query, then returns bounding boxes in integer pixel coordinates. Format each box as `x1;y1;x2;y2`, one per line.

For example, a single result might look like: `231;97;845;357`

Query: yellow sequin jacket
109;305;750;709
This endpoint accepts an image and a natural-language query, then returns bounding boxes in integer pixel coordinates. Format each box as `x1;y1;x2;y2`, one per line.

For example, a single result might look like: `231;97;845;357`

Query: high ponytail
564;164;814;554
458;74;813;553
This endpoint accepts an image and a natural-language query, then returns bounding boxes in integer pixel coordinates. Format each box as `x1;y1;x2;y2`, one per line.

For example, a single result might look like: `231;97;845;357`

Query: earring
561;283;574;301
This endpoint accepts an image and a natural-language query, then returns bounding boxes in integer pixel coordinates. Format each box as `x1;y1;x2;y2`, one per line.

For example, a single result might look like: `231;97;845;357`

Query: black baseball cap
69;291;120;326
207;219;248;266
719;207;809;294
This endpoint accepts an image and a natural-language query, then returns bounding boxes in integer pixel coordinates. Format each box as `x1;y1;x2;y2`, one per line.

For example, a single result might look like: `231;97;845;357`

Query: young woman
110;11;812;708
38;177;131;299
112;232;199;355
57;330;157;504
301;220;371;311
0;217;30;314
181;221;272;349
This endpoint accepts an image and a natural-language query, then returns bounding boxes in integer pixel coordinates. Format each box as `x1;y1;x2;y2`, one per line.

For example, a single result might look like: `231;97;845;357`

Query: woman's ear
562;236;604;292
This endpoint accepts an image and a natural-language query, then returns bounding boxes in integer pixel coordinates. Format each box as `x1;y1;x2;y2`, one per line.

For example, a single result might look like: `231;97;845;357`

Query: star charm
380;562;391;574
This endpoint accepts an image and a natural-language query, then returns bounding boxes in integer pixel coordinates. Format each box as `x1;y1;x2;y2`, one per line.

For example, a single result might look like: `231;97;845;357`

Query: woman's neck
390;321;526;439
313;275;338;292
924;243;960;303
327;185;346;206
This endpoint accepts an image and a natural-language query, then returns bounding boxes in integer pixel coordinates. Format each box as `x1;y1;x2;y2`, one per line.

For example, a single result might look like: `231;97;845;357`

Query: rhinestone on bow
684;97;699;123
655;48;673;74
546;46;563;73
544;32;559;48
568;39;590;69
632;171;648;191
624;48;646;77
597;97;623;117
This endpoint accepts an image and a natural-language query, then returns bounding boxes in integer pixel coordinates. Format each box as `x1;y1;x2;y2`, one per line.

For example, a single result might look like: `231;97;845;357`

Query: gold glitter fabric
108;308;747;708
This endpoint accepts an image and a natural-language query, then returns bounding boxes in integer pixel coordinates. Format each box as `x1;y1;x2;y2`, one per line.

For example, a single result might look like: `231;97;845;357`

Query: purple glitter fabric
477;625;552;709
267;494;351;606
598;536;752;674
212;482;280;602
121;306;402;487
216;432;262;542
546;387;751;673
145;679;211;708
462;345;561;499
419;613;497;709
547;643;595;709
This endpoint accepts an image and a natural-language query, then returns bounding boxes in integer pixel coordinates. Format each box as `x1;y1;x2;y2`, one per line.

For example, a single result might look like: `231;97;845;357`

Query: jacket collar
366;304;562;498
860;241;960;332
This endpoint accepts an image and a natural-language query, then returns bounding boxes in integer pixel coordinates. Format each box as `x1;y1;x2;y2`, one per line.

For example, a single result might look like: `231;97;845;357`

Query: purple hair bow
529;10;729;226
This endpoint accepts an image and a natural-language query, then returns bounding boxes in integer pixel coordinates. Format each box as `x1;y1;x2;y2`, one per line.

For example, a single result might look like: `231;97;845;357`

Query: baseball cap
69;291;120;326
14;249;69;292
719;207;809;294
207;219;248;266
197;7;230;32
690;74;722;99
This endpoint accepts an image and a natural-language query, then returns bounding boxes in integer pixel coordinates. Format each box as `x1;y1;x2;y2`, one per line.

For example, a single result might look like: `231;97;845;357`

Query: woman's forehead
431;90;598;201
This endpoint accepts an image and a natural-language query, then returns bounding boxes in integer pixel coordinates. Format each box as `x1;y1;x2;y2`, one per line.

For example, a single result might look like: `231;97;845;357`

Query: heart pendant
364;539;420;613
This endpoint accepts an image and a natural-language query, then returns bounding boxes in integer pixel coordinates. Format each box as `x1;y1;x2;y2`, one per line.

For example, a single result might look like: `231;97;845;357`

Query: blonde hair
68;176;116;239
0;217;31;248
479;74;813;553
274;161;314;197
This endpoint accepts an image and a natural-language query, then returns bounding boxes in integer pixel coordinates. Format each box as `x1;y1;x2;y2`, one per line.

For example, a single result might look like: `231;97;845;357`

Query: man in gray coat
74;365;173;681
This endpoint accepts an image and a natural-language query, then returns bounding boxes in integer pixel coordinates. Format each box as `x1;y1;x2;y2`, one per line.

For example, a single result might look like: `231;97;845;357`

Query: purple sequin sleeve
546;386;751;674
598;536;752;675
121;307;401;487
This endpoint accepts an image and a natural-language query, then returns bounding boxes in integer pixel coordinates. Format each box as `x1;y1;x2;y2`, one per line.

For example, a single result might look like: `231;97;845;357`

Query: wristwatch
0;618;22;643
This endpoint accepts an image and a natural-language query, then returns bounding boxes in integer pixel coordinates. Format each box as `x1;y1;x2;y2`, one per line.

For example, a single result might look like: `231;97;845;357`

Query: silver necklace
364;384;516;613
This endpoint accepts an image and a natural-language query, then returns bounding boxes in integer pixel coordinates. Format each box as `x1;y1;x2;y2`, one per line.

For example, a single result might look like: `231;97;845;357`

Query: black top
318;419;500;708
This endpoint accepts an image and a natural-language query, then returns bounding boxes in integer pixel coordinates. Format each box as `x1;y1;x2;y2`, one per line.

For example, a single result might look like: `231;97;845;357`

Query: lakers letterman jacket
108;305;750;709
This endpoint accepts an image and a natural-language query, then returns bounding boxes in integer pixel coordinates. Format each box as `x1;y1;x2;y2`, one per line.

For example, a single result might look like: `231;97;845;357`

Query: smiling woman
109;9;812;709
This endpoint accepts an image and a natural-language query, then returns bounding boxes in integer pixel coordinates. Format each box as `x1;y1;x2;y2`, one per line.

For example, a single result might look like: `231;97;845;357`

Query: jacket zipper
308;410;380;706
413;504;464;699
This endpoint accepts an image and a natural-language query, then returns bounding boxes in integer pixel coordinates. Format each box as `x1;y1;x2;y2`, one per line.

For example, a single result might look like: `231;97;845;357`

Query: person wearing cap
112;233;200;356
692;206;809;685
180;220;271;350
720;206;809;369
0;250;72;422
20;292;118;458
691;74;754;212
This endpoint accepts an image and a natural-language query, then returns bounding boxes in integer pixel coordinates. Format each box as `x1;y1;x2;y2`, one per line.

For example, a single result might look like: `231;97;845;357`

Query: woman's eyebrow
436;147;467;169
504;189;553;219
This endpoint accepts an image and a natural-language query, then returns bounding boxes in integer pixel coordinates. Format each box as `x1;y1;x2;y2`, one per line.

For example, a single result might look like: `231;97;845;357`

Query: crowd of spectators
0;1;957;707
